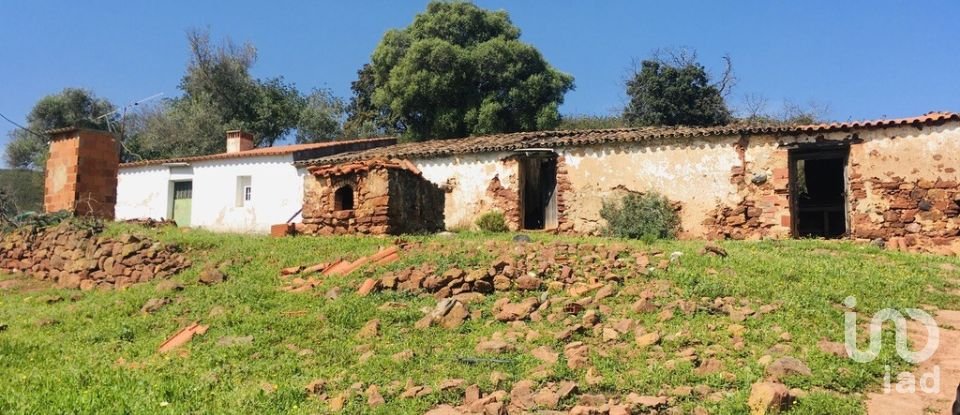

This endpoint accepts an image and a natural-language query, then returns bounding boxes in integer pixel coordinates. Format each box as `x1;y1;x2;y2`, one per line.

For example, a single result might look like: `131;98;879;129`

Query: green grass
1;226;958;414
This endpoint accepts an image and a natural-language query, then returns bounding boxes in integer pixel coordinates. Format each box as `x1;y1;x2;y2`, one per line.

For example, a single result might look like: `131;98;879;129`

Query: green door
172;181;193;227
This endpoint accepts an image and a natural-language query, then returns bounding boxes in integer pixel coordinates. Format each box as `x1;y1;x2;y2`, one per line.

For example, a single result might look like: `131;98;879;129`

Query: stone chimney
226;130;254;153
44;128;119;219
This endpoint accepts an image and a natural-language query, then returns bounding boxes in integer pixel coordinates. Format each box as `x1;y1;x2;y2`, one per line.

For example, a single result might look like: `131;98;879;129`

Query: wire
0;111;48;139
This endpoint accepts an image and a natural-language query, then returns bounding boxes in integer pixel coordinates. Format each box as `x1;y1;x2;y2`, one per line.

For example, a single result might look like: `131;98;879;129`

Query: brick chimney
226;130;254;153
44;128;119;219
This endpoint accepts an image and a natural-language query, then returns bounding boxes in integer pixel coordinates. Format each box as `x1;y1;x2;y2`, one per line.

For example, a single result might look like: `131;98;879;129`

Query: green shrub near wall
600;192;680;241
475;211;509;233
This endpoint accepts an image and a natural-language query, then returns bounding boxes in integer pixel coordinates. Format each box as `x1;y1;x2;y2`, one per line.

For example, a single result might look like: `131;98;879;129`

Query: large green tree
4;88;115;169
349;1;574;140
128;29;344;160
623;51;733;127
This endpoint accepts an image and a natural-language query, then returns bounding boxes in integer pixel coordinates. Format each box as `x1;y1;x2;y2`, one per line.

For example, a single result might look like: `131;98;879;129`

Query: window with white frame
236;176;252;207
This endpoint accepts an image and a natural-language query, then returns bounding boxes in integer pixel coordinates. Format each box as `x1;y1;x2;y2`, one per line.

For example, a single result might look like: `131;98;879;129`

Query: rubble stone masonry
0;221;190;290
299;160;445;235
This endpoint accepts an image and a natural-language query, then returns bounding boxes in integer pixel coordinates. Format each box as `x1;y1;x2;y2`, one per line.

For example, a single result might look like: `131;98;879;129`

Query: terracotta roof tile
297;111;959;166
120;137;397;168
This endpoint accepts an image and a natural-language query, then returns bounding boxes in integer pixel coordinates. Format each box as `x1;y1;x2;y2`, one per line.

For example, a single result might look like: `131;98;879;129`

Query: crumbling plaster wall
841;123;960;242
413;152;521;230
555;137;744;237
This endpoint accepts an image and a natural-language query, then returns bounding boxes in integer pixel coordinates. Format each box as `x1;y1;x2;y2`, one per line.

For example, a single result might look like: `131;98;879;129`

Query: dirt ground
866;309;960;414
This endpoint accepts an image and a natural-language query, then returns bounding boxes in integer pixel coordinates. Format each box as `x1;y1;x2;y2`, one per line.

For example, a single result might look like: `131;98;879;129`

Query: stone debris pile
0;221;190;290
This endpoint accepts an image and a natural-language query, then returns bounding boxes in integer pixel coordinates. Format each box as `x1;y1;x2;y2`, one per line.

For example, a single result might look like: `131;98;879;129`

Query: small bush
600;192;680;241
476;211;508;233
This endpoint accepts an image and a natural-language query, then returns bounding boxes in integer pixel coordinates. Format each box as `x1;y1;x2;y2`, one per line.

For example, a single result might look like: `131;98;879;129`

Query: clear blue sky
1;0;958;156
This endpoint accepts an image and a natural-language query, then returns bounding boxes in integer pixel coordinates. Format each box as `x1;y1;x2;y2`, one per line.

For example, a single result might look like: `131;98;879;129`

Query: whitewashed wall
116;155;304;233
413;152;517;229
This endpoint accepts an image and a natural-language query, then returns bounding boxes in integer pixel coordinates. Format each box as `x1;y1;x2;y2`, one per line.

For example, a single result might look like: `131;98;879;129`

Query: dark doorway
519;154;558;230
334;185;354;210
790;148;849;238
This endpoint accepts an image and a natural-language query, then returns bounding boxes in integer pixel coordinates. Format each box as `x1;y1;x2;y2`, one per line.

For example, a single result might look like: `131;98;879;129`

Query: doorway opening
789;147;848;238
519;153;558;230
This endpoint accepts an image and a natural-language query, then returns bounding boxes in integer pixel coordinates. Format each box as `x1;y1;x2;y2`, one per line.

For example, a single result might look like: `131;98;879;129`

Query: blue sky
1;0;958;156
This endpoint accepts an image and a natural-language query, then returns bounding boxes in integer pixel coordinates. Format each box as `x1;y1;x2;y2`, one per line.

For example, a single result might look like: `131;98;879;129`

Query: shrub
600;192;680;241
476;211;509;233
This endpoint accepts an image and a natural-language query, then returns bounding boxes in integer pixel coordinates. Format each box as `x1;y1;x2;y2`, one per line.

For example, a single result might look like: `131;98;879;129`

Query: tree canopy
623;51;733;127
3;88;114;169
349;1;574;140
127;29;344;161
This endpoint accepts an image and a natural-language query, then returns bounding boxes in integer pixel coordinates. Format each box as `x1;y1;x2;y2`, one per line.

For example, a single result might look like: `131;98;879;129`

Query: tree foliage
623;50;733;127
736;94;830;125
4;88;115;169
556;114;629;131
127;29;344;160
0;169;43;217
349;1;574;141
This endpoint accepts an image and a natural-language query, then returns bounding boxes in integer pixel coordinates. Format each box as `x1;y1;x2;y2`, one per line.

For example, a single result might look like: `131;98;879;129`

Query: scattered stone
140;298;170;314
392;349;414;362
198;267;226;285
305;379;326;396
700;242;728;257
424;405;462;415
155;280;184;293
817;339;847;357
515;274;542;291
513;234;532;243
748;381;793;414
325;287;341;299
38;295;64;304
766;357;812;379
476;340;513;354
555;324;584;341
531;346;559;364
563;342;591;369
510;380;536;409
357;319;380;338
635;330;661;348
495;297;539;321
366;384;385;407
625;393;669;408
695;358;723;375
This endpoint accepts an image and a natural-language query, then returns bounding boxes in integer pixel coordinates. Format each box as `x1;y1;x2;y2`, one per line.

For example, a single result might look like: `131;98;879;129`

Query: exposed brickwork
851;176;960;243
44;129;119;219
555;156;574;233
0;221;190;290
485;174;521;231
705;147;791;240
298;160;444;235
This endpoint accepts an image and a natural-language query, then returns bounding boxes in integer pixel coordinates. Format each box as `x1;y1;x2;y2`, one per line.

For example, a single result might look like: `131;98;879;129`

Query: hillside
0;226;959;414
0;169;42;213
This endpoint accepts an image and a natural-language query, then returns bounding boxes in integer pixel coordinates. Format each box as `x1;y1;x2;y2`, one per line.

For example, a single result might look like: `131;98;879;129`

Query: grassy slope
0;225;958;414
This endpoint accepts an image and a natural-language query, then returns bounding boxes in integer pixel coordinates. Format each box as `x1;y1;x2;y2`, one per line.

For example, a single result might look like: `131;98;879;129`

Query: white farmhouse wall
413;152;518;229
116;165;171;220
116;155;304;233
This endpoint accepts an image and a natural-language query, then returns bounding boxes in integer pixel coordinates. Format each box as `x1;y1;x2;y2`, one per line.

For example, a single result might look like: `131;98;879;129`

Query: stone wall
299;160;444;235
0;221;190;290
845;123;960;248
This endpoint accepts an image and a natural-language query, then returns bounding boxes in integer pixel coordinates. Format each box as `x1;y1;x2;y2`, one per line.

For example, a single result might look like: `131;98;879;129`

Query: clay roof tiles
297;111;959;166
120;137;396;168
